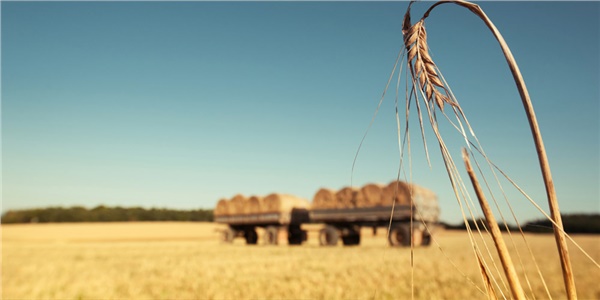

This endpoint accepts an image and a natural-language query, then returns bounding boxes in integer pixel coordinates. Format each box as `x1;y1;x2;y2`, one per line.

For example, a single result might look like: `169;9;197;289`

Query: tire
264;226;279;245
421;223;434;246
244;229;258;245
342;227;361;246
222;228;235;243
388;224;411;247
287;225;305;245
342;233;360;246
421;232;432;246
319;226;339;246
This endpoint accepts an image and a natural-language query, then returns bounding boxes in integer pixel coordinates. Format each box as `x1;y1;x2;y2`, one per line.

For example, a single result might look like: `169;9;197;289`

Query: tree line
440;214;600;234
1;205;213;224
2;206;598;234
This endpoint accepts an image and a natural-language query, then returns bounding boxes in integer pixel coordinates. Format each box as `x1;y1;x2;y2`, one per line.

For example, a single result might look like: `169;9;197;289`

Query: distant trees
440;214;600;234
2;206;598;234
441;218;519;232
1;205;213;224
522;214;600;234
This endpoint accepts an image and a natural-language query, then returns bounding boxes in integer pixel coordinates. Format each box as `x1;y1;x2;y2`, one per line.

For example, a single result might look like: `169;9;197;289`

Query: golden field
2;222;599;299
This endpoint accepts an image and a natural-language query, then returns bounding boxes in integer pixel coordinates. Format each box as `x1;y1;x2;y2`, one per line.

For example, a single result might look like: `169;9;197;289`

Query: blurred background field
3;222;599;299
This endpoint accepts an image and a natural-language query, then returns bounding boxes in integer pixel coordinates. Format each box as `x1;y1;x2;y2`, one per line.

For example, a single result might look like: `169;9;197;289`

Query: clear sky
2;1;598;223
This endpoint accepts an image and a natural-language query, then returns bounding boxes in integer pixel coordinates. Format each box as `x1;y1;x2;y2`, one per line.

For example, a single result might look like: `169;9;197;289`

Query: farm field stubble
2;222;599;299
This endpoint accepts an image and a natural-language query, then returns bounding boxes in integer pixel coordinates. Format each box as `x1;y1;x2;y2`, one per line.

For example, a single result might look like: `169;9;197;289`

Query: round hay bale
245;196;263;214
355;183;385;208
263;193;310;213
409;184;438;206
381;181;410;206
229;194;246;215
215;198;229;216
335;187;358;208
311;188;337;209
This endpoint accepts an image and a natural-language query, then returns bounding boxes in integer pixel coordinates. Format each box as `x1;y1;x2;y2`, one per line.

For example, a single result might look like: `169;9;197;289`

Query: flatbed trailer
214;209;309;245
215;204;439;247
310;205;434;246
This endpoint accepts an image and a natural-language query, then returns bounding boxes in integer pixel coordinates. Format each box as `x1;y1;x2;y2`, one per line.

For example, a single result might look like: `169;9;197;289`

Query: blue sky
2;1;598;223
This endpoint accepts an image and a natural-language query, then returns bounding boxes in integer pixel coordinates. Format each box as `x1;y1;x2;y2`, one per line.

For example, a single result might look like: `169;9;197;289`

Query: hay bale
245;196;263;214
263;193;310;213
409;184;438;207
311;188;337;209
407;184;439;221
229;194;246;215
335;187;358;208
381;181;411;205
214;198;229;216
355;183;385;207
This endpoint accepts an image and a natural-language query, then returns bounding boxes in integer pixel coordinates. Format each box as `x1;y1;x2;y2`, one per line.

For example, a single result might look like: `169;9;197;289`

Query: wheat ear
402;6;455;111
402;1;576;298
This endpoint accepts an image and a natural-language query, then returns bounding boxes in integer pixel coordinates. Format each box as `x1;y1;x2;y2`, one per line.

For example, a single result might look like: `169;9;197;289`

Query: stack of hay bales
311;180;434;209
214;193;309;216
213;180;437;216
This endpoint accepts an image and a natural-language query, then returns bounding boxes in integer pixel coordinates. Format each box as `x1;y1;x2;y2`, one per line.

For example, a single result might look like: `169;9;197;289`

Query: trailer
214;208;309;245
310;204;438;246
214;181;440;247
215;204;439;247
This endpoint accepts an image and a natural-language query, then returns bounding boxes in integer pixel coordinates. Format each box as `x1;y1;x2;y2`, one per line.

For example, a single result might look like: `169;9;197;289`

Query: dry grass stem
463;149;526;299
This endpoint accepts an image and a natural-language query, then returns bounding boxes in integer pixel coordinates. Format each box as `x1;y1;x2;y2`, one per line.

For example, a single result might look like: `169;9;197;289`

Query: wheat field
2;222;599;299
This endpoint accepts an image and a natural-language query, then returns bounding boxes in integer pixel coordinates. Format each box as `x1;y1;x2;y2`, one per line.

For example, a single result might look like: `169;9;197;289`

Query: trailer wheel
287;225;305;245
342;233;361;246
319;226;339;246
244;229;258;245
222;228;235;243
341;227;360;246
388;224;411;247
422;231;432;246
264;226;279;245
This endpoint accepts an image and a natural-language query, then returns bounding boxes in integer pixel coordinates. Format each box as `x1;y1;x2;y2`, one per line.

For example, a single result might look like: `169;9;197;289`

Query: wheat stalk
402;1;577;299
463;149;526;300
476;251;498;300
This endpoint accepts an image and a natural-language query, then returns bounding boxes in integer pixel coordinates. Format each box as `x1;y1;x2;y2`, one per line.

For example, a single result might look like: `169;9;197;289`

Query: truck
214;181;440;247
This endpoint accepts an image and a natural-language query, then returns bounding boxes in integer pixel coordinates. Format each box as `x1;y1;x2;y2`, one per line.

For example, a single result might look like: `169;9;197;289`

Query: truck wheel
388;225;411;247
244;229;258;245
264;226;279;245
222;228;235;243
319;226;339;246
